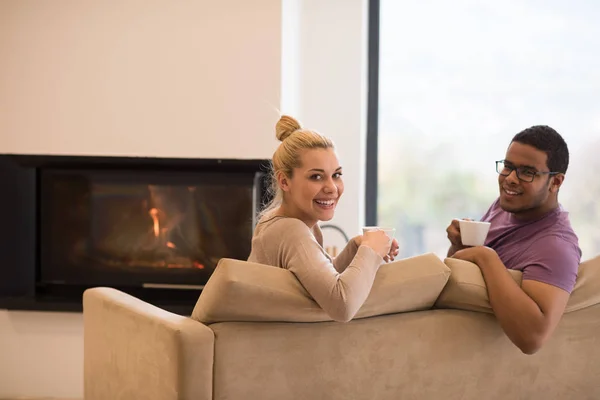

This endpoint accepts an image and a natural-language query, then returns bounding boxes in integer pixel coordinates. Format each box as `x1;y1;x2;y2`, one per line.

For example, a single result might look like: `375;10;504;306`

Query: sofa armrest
83;287;214;400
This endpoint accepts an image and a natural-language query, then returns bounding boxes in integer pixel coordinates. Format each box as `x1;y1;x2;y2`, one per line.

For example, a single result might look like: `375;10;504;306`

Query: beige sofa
83;253;600;400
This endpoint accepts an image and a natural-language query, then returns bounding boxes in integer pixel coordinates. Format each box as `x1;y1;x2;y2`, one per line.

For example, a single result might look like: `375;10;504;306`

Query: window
374;0;600;260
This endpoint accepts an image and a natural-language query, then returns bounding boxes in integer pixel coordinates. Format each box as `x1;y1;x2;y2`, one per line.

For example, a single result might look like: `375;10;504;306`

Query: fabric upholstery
83;287;214;400
435;255;600;314
354;253;451;319
434;258;522;313
566;255;600;312
83;256;600;400
211;305;600;400
192;253;450;324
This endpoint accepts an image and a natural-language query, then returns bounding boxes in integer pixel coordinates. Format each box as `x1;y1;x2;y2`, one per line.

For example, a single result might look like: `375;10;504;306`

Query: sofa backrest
192;248;600;324
435;255;600;313
191;253;451;324
209;304;600;400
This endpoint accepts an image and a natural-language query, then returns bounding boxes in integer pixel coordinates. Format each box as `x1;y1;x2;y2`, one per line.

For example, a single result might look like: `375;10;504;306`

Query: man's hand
446;218;472;257
452;245;499;265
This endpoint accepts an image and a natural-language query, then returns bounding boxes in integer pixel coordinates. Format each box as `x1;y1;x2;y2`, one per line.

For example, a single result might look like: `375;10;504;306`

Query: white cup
459;220;491;246
362;226;396;245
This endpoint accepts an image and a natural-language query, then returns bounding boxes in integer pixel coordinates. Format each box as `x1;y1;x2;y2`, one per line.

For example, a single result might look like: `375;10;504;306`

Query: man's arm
452;247;570;355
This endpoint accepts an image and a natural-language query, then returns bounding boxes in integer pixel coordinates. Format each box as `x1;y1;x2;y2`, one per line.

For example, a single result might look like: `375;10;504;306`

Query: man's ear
277;171;291;192
550;174;565;193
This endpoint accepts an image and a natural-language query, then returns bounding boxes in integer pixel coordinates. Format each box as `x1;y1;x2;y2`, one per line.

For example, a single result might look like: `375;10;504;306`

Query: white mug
459;220;491;246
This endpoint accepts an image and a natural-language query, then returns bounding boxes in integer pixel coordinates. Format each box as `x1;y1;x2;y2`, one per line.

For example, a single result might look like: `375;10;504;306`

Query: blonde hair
260;115;334;218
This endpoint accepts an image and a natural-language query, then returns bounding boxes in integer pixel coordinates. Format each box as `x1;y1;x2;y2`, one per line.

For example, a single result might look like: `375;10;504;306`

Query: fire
142;188;204;270
149;208;160;237
193;261;205;269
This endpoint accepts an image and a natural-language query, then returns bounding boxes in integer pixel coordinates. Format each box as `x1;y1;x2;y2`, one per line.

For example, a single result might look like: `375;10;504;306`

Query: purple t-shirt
481;198;581;293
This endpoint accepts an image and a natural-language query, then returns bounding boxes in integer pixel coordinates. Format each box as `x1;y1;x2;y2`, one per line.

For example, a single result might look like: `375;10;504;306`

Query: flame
141;198;202;269
193;261;205;269
149;208;160;237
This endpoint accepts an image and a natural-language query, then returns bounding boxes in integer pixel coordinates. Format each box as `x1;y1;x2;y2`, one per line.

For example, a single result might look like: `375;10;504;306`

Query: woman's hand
361;230;393;259
383;238;400;262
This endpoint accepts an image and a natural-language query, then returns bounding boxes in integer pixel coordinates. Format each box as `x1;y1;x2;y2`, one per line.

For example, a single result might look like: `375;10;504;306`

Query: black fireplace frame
0;153;271;315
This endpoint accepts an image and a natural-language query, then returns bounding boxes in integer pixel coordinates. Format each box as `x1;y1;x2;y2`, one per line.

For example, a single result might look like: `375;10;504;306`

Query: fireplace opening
40;169;259;288
0;154;270;314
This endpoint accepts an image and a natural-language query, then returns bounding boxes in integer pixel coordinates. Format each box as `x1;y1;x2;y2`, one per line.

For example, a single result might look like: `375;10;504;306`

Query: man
446;125;581;355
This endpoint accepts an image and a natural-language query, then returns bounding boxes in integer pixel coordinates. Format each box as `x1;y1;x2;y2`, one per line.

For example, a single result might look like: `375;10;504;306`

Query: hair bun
275;115;302;142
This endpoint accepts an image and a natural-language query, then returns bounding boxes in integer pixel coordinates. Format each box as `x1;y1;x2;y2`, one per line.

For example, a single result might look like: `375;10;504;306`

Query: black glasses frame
495;160;560;183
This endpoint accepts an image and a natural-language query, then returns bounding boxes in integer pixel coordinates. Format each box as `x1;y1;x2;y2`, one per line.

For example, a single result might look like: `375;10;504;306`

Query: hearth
0;154;270;315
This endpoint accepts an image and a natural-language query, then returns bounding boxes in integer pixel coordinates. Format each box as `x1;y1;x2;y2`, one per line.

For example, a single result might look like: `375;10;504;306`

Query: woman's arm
274;220;383;322
331;237;360;273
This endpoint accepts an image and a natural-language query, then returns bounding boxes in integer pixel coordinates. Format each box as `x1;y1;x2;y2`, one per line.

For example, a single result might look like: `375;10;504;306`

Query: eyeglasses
495;160;559;183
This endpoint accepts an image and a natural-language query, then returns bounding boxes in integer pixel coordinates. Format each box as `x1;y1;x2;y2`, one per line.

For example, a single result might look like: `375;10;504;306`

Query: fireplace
0;154;270;315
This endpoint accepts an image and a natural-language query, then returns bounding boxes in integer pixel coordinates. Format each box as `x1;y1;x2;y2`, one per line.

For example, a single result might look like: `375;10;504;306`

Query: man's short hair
511;125;570;174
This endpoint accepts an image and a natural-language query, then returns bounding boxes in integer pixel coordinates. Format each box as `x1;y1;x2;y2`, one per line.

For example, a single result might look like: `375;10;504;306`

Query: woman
248;115;399;322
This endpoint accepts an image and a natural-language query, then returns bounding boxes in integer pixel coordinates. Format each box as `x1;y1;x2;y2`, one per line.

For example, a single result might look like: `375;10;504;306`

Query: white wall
281;0;368;248
0;0;368;398
0;311;83;399
296;0;368;244
0;0;281;159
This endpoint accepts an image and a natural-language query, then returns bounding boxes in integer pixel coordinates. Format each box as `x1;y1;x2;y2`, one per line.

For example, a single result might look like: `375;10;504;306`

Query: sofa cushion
192;252;450;324
434;258;522;314
435;255;600;314
566;255;600;313
353;253;451;319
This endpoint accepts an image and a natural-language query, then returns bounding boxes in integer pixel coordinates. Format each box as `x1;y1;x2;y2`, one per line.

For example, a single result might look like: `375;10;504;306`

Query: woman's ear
277;171;291;192
550;174;565;193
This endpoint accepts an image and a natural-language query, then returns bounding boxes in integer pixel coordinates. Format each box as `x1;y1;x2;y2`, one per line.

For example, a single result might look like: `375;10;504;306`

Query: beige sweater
247;215;383;322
